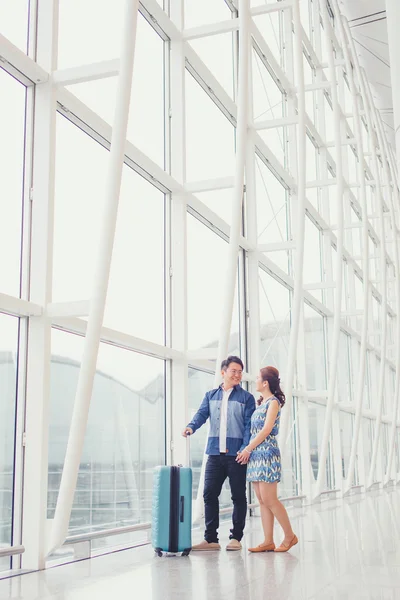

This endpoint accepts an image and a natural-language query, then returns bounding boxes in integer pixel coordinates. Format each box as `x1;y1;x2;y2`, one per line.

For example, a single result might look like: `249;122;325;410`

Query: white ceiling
339;0;393;147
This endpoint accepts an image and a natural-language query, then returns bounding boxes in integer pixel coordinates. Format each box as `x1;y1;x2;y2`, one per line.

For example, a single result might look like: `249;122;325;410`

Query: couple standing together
182;356;297;553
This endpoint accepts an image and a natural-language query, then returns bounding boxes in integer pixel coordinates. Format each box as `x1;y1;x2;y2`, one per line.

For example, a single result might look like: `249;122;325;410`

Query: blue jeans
203;454;247;543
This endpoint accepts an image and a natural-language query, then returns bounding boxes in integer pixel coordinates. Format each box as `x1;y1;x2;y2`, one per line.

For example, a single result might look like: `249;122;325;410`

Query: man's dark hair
221;356;244;371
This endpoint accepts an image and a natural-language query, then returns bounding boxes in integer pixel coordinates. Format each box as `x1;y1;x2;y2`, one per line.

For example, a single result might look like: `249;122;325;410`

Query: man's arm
239;394;256;451
186;392;210;434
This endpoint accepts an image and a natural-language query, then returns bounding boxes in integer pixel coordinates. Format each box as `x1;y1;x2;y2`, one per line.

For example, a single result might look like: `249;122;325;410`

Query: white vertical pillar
246;55;260;385
47;0;140;555
213;0;250;386
315;0;345;497
332;11;370;492
279;2;311;500
386;0;400;173
383;0;400;483
21;0;59;571
193;0;250;523
169;1;189;467
381;152;400;484
359;70;388;488
279;0;307;455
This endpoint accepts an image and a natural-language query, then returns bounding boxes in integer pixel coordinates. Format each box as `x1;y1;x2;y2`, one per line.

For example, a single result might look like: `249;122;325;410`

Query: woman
236;366;297;553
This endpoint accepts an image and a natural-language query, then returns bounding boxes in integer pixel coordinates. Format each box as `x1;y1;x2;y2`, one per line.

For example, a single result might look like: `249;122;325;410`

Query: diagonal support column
47;0;140;555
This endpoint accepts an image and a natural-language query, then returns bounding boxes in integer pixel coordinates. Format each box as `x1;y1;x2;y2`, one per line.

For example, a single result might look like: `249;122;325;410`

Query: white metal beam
52;59;119;85
0;32;48;85
184;176;234;193
258;241;296;252
254;117;298;131
46;301;90;318
183;19;239;40
0;294;42;317
251;0;293;17
52;317;182;360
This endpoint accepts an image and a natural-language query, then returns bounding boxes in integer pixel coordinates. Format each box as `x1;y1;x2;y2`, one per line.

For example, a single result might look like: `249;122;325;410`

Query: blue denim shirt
187;385;256;456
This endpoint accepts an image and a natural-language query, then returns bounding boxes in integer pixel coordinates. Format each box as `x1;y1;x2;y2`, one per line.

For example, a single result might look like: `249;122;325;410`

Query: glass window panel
53;115;108;302
259;269;290;374
280;398;299;497
252;12;282;66
382;423;389;476
0;1;29;52
53;117;165;344
189;33;234;99
184;0;231;28
256;157;288;246
338;331;352;403
0;70;25;297
363;418;373;479
104;165;165;344
258;127;286;170
304;303;327;390
0;314;19;570
187;215;240;353
64;14;165;168
185;71;235;182
339;410;354;480
299;0;312;38
309;402;334;489
351;341;370;409
188;368;214;500
252;49;283;123
48;329;166;538
59;0;166;69
303;216;322;302
195;189;235;227
323;96;334;143
306;136;318;181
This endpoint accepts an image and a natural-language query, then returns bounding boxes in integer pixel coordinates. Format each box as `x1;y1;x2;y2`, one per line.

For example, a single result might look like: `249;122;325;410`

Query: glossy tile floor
1;488;400;600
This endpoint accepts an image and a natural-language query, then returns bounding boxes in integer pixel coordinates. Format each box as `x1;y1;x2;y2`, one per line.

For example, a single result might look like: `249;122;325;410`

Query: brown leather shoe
248;542;275;553
191;540;221;551
274;534;298;552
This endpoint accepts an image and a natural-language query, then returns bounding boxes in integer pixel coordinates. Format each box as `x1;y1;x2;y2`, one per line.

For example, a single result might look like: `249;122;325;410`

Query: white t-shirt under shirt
219;386;233;453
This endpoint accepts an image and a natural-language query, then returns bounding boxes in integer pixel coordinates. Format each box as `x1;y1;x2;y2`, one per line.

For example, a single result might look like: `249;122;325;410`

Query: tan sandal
274;534;298;552
248;542;275;553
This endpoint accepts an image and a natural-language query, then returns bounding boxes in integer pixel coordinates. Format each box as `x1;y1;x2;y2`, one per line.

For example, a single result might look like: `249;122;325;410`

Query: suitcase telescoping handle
180;495;185;522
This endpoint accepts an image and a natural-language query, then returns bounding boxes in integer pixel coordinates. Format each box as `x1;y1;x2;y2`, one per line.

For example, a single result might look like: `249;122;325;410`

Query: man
182;356;255;551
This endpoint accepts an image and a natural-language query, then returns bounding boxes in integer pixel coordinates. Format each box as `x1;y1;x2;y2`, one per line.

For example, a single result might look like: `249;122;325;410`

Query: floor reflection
0;488;400;599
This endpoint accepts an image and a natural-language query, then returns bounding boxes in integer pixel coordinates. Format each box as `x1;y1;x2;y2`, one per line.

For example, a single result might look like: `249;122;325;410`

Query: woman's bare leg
252;482;274;544
258;481;295;544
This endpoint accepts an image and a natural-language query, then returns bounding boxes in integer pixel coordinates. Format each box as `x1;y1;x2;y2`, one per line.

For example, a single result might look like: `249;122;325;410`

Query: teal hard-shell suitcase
152;465;192;556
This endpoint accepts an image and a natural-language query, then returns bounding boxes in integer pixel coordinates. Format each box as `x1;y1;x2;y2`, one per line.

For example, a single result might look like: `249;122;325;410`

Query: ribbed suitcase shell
152;465;192;556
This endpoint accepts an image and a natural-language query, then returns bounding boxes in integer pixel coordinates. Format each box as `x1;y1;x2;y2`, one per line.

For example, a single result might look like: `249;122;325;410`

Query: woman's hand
236;449;251;464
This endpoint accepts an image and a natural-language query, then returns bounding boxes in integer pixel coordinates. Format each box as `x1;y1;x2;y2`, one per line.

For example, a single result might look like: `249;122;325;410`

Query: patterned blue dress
246;397;281;483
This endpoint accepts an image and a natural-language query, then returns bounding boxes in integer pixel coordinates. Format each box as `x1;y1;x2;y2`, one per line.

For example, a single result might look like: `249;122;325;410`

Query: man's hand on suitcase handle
182;427;193;437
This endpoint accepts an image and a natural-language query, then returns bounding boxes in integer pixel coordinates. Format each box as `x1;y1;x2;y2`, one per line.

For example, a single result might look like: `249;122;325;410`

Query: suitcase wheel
181;548;191;557
154;548;163;557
